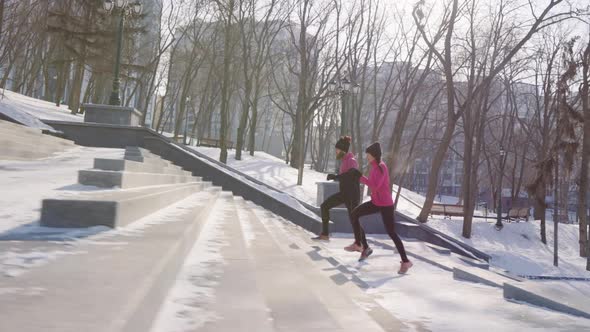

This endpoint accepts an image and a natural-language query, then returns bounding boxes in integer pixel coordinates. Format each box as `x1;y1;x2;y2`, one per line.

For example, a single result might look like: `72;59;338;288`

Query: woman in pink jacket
351;142;413;274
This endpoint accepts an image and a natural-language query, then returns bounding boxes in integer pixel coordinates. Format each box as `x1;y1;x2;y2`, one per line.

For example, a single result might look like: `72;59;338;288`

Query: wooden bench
430;204;465;219
507;207;530;222
197;137;234;149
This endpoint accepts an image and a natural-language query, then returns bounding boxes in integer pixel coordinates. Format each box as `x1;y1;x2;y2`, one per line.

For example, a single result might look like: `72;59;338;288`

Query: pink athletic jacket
360;160;394;206
339;152;358;175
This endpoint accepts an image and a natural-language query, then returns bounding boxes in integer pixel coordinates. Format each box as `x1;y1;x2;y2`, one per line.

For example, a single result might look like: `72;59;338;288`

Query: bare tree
413;0;575;238
578;32;589;266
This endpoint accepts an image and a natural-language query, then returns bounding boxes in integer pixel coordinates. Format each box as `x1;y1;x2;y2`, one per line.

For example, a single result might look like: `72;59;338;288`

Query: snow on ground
191;146;327;205
429;217;590;277
190;146;590;278
0;147;124;233
0;89;83;126
322;235;590;332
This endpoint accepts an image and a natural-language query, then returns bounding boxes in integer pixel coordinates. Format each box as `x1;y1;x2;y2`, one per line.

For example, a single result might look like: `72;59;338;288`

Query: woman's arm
359;170;386;190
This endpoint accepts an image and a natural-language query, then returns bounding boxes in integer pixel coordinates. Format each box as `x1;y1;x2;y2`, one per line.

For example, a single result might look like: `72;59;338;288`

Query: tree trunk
68;58;85;114
0;0;4;39
218;1;235;164
55;60;69;107
579;41;589;260
248;100;258;156
417;117;458;222
236;81;252;160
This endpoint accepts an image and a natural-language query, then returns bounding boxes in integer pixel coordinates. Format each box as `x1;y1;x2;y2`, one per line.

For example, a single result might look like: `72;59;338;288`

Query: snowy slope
0;90;83;128
191;146;590;277
192;146;327;205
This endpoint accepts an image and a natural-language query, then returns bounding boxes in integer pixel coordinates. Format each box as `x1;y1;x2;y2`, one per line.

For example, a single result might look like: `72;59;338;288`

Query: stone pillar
82;104;142;126
316;181;343;207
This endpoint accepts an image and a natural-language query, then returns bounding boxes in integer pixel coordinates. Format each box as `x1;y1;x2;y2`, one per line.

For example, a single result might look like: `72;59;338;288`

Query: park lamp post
103;0;142;106
328;74;360;137
495;147;506;230
328;74;360;174
184;96;190;145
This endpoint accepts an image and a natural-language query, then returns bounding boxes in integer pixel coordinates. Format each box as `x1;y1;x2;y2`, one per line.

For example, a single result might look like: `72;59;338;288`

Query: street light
329;73;359;137
495;147;506;230
103;0;142;106
329;73;360;173
184;97;190;145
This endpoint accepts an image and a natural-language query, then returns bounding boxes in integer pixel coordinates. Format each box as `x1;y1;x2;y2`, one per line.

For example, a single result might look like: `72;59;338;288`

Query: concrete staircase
41;147;211;228
0;119;75;160
1;188;403;332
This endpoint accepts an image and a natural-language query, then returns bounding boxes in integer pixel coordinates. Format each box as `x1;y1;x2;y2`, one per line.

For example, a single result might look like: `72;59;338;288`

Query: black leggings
320;192;366;246
350;201;409;262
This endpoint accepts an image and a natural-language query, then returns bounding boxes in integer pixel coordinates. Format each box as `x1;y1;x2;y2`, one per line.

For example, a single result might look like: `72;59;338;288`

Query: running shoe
358;247;373;262
398;261;413;274
344;243;363;252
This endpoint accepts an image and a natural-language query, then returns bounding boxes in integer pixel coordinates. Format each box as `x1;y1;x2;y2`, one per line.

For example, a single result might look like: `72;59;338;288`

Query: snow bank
428;217;590;277
192;146;326;205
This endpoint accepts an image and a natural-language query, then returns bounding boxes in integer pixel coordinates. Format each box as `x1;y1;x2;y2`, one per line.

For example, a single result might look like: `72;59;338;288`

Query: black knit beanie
335;136;351;153
365;142;382;163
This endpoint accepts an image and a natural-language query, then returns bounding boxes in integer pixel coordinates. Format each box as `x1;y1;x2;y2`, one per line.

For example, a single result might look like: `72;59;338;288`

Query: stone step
0;119;44;136
504;282;590;319
453;266;523;288
78;169;196;189
0;138;68;160
0;121;75;147
236;197;393;332
152;194;276;332
124;152;171;167
0;190;222;332
93;158;189;176
0;133;74;154
41;181;215;228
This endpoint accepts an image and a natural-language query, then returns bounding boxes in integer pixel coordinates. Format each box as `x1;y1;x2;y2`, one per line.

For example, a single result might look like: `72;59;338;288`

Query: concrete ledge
78;170;198;189
453;267;503;288
426;243;452;255
503;283;590;319
41;182;209;228
457;256;490;269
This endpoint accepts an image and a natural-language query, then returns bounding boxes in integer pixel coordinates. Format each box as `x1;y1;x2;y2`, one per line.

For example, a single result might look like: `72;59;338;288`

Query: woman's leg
345;196;366;247
320;193;344;236
379;206;409;263
350;201;379;248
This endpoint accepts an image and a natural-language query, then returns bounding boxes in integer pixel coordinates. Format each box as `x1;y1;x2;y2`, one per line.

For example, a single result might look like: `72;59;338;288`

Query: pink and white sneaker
398;261;413;274
344;243;363;252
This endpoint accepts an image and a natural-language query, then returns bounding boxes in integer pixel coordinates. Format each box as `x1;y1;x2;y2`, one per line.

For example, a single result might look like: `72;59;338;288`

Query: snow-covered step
152;194;275;331
0;190;222;332
504;282;590;319
0;120;75;146
0;128;75;148
41;181;214;228
93;158;189;176
78;169;196;189
0;118;44;135
453;266;522;288
237;198;398;331
0;138;68;160
0;120;76;161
